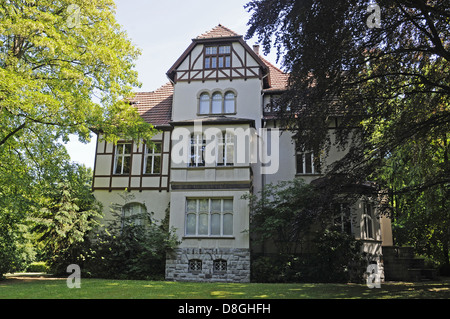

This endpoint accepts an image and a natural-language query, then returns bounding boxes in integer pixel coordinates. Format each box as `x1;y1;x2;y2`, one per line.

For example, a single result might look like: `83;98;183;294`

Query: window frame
296;151;320;175
184;198;234;237
199;93;210;114
333;203;352;235
211;92;223;114
197;90;236;115
217;131;235;166
188;259;202;273
144;142;162;175
362;202;375;239
113;142;132;175
204;44;231;70
189;133;206;167
121;202;148;228
213;259;228;273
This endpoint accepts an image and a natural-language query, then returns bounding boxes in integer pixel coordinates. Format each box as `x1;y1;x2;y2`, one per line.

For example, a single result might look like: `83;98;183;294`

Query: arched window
211;92;222;114
122;202;147;227
197;90;237;115
199;93;210;114
224;91;236;114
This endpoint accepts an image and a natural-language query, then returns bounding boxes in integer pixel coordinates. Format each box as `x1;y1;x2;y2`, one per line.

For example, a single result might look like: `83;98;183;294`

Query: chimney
253;44;260;55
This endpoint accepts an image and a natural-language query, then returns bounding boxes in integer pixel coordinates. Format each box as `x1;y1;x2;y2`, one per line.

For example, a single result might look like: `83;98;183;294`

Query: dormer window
204;45;231;69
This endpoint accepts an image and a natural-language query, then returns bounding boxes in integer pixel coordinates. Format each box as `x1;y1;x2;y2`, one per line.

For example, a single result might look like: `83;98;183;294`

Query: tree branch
0;122;27;147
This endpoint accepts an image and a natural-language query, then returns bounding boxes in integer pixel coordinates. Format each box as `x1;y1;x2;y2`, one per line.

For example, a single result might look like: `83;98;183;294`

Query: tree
31;163;103;273
246;179;364;283
80;194;179;280
245;179;322;256
0;0;155;147
246;0;449;264
0;0;157;277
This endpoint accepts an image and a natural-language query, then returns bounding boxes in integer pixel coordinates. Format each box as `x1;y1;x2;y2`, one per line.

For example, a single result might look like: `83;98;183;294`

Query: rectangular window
114;143;131;175
225;56;231;68
296;152;319;175
144;142;161;174
185;198;233;237
217;132;234;166
219;45;231;54
204;57;210;69
213;259;227;273
205;47;217;55
363;203;374;239
190;134;205;167
188;259;202;272
333;203;352;235
204;45;231;69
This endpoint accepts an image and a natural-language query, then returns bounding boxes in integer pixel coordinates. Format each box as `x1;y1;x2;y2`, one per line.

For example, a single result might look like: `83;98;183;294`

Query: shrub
80;204;179;280
26;261;49;273
251;229;365;283
310;229;364;283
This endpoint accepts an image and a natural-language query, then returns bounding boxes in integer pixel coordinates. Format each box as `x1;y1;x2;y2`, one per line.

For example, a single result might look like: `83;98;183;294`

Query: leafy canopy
245;0;449;189
0;0;156;147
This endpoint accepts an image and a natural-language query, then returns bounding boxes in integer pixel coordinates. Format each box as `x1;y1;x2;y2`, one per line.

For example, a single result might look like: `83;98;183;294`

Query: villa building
92;25;393;283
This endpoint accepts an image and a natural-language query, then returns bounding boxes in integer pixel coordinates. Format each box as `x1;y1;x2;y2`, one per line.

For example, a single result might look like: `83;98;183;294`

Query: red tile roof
129;82;173;126
196;24;240;39
259;55;289;92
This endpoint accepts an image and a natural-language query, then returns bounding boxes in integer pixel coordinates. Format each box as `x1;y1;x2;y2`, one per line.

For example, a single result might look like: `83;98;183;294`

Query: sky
64;0;281;168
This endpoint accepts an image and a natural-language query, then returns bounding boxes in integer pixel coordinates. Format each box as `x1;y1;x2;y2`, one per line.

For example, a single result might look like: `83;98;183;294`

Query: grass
1;274;450;299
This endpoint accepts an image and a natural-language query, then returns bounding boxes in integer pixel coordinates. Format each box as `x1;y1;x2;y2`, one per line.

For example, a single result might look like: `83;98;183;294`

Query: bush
75;204;179;280
26;261;49;273
251;229;365;283
251;256;284;283
311;229;364;283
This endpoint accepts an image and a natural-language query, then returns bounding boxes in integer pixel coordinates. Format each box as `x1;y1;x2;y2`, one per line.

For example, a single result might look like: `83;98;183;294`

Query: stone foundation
165;248;250;283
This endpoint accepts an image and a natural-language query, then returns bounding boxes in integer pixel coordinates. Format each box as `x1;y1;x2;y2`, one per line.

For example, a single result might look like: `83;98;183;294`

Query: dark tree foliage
246;1;449;265
246;0;449;190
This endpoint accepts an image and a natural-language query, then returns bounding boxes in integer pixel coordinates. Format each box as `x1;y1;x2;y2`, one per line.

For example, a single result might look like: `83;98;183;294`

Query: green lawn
1;274;450;299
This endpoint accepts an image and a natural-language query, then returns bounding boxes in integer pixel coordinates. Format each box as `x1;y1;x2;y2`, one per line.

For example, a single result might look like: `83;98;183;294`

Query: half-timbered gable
167;25;269;85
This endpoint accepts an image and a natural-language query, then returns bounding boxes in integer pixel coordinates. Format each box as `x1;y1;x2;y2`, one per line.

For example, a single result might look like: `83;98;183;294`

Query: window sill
183;236;235;240
196;113;237;116
357;238;382;243
295;173;323;177
182;165;243;169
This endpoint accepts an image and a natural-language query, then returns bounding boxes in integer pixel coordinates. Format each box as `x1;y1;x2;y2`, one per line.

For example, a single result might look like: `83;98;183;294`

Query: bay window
185;198;233;237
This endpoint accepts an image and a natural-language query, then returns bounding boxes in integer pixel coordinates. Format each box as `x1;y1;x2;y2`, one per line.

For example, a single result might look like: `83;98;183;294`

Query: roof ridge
196;24;241;39
133;82;173;95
